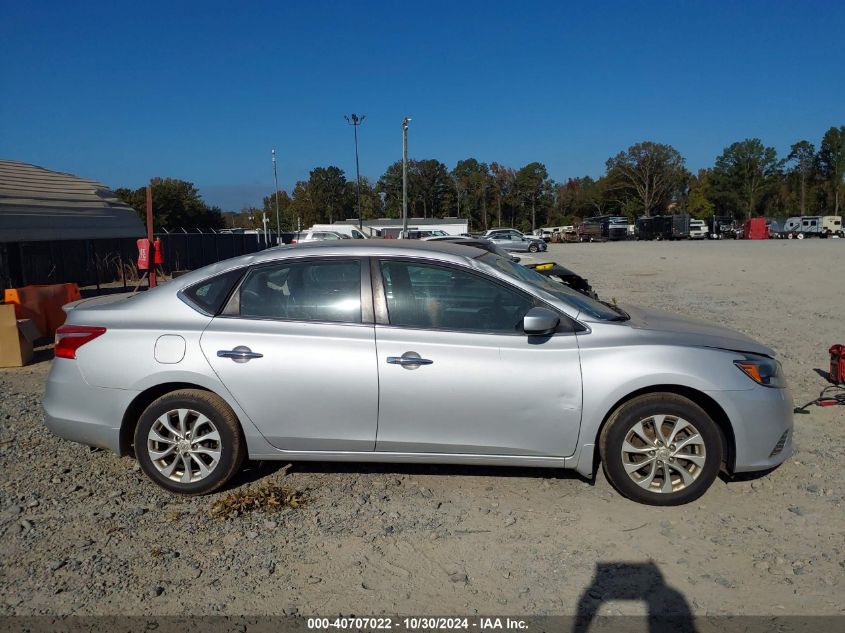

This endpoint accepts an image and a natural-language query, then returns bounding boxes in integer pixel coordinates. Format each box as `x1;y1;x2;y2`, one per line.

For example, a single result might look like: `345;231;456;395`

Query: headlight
734;355;786;388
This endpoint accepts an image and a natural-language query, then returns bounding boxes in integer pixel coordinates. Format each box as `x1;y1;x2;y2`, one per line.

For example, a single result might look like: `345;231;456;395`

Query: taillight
55;326;106;359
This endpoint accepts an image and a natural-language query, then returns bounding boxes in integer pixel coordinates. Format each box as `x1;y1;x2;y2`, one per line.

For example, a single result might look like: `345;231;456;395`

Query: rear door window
228;259;362;323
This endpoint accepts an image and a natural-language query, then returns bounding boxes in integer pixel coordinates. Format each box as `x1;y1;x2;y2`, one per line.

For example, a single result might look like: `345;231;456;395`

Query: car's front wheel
528;243;539;253
599;393;723;505
134;389;245;495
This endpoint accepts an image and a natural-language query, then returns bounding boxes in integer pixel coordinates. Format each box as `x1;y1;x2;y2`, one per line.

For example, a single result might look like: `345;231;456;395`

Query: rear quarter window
181;269;245;315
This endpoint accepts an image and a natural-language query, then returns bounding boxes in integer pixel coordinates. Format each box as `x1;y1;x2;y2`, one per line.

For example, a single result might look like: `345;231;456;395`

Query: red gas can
830;345;845;385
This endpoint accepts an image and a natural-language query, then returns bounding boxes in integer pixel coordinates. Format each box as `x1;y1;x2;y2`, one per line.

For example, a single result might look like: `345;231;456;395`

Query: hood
621;304;775;357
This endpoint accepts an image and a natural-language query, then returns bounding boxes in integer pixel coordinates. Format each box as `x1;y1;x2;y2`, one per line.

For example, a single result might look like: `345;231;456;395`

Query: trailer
779;215;844;239
635;214;688;240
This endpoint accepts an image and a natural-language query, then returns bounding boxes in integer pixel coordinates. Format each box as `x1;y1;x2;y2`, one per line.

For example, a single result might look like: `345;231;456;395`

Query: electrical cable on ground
794;385;845;413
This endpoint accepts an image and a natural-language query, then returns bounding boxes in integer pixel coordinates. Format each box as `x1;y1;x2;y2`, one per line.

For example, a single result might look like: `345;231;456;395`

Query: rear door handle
217;346;263;363
387;351;433;369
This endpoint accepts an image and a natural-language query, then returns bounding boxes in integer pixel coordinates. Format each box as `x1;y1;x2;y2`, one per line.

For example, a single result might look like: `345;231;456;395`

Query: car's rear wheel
134;389;245;495
599;393;723;506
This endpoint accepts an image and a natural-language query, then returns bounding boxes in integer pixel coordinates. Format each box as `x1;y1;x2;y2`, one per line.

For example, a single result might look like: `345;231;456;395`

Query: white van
309;224;370;239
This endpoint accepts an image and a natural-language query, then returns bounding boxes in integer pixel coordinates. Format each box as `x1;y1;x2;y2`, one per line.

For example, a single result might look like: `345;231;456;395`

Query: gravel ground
1;239;843;617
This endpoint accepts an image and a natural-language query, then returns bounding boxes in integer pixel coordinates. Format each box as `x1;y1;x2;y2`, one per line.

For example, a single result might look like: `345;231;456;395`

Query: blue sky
2;1;843;211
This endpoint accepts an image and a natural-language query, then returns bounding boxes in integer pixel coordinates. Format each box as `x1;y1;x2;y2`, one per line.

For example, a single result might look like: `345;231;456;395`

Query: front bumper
707;385;795;473
42;359;138;455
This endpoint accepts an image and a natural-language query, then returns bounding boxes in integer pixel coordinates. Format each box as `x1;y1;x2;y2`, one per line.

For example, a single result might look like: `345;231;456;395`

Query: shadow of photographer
573;561;697;633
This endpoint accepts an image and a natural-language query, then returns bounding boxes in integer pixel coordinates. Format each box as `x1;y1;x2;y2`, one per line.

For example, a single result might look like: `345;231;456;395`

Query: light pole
272;149;281;244
402;117;411;239
344;114;365;230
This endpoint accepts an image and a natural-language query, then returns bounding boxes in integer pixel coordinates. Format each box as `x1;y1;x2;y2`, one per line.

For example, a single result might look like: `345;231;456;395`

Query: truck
603;216;630;241
707;216;737;239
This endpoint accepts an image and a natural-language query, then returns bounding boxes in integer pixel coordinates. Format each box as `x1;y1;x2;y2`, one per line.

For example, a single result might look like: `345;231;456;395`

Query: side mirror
522;307;560;336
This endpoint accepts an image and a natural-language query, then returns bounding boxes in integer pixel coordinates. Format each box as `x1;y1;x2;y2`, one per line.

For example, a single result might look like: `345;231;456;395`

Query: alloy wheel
147;408;222;483
620;414;706;494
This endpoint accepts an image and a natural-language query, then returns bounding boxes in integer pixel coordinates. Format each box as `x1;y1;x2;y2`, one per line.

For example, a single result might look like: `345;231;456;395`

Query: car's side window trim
218;256;371;326
370;256;389;326
372;256;581;336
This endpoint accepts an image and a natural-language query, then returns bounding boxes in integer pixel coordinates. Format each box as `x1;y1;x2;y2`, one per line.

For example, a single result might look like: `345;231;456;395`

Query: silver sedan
43;241;793;505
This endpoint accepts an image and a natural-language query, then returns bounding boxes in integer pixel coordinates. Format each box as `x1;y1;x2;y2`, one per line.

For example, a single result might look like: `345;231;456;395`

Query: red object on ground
743;217;769;239
831;345;845;385
3;284;82;337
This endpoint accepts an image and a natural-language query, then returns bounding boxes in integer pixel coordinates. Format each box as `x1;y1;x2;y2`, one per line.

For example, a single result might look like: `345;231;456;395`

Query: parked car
689;219;707;239
291;230;349;244
44;240;793;506
309;224;370;239
427;237;596;299
423;235;521;261
401;229;450;239
524;262;597;299
481;228;547;253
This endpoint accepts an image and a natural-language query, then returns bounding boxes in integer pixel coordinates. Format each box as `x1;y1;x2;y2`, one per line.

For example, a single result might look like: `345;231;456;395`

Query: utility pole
272;149;281;244
344;114;365;230
455;178;462;219
262;213;269;248
145;185;156;288
402;117;411;239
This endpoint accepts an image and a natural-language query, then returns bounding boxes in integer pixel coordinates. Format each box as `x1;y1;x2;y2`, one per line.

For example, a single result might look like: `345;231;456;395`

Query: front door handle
217;346;263;363
387;351;433;369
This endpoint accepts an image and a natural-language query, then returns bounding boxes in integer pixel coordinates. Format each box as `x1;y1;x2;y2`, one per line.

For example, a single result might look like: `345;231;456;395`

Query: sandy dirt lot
1;239;843;617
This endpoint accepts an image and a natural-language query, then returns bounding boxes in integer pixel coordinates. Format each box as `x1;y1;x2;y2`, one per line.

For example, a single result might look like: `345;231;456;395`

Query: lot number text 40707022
306;617;529;630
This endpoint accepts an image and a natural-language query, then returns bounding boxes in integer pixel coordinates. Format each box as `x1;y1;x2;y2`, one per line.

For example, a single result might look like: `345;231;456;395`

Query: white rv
781;215;844;239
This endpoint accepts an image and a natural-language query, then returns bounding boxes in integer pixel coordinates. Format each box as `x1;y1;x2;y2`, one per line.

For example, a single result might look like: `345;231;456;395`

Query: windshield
478;253;625;321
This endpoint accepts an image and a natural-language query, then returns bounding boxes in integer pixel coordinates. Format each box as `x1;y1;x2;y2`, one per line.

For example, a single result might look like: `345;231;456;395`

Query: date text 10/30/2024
307;617;529;630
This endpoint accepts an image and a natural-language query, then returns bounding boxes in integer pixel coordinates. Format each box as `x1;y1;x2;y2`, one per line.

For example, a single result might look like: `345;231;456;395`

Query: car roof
275;238;484;257
171;239;490;289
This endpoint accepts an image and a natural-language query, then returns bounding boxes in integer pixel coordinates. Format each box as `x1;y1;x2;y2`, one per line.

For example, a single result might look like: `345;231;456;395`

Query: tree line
117;125;844;233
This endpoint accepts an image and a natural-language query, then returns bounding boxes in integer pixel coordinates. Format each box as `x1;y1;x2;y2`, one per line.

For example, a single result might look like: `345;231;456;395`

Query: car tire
134;389;246;495
797;232;804;240
528;243;539;253
599;393;723;506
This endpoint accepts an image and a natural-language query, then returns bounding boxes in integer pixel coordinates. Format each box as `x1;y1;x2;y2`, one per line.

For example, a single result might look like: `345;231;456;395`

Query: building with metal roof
0;160;144;242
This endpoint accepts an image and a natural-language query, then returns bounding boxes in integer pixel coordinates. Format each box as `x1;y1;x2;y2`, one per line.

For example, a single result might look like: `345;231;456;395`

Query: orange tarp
3;284;81;338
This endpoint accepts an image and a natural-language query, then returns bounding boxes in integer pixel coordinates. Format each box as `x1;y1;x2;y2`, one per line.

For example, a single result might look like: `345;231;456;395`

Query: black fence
0;231;289;294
